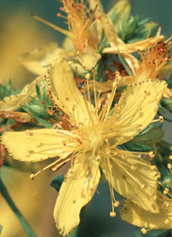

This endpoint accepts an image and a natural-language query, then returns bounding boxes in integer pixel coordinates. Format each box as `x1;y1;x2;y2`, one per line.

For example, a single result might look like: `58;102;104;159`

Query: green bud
27;104;50;118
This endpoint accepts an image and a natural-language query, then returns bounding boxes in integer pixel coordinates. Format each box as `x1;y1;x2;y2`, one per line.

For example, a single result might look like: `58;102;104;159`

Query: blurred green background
0;1;172;237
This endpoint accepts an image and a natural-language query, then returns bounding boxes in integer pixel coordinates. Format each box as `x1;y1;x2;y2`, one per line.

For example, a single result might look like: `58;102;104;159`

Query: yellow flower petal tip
54;156;101;236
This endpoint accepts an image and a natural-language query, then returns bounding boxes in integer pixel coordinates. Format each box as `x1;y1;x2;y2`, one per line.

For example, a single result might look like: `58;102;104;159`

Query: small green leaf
133;126;164;144
123;143;156;152
0;177;37;237
21;105;53;128
26;103;50;118
36;84;41;101
118;51;133;77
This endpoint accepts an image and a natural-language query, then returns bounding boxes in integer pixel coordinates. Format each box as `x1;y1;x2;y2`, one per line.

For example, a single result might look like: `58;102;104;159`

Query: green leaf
138;124;155;136
133;126;164;145
0;80;22;100
161;97;172;113
123;143;156;152
21;105;53;128
97;36;107;54
36;84;41;101
118;51;133;77
51;174;65;192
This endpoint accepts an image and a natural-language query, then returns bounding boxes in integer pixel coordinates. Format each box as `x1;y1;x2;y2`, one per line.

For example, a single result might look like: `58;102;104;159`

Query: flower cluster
1;0;172;236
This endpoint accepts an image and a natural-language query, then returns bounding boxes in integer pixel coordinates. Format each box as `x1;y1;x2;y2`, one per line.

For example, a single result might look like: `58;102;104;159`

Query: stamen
110;212;116;217
141;228;147;234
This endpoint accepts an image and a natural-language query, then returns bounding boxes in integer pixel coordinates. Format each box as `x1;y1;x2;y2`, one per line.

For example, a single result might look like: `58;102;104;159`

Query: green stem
0;177;37;237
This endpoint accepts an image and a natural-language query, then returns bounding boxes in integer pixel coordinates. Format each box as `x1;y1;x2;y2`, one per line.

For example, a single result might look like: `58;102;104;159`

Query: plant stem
0;177;37;237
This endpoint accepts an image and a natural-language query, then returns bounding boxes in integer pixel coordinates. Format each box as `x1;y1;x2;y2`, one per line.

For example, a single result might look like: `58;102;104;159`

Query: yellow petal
103;35;165;55
1;128;76;162
100;153;160;213
120;191;172;229
54;154;101;236
88;0;104;47
109;79;167;143
77;51;101;70
100;13;124;48
0;77;42;112
82;77;135;93
47;57;94;125
20;43;66;75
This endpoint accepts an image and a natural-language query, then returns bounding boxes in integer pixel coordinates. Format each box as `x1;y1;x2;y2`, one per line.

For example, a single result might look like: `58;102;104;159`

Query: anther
110;212;116;217
164;219;170;224
30;174;35;180
163;188;169;194
164;201;170;207
144;90;150;95
131;165;137;170
122;154;127;159
149;151;155;158
64;174;68;179
114;201;120;207
159;115;164;123
141;184;146;189
151;165;157;170
85;73;91;79
167;163;172;169
141;228;147;234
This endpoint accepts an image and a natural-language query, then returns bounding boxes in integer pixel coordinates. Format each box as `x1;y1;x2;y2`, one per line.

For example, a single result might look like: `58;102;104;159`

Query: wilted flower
0;76;43;112
31;0;101;70
1;57;167;235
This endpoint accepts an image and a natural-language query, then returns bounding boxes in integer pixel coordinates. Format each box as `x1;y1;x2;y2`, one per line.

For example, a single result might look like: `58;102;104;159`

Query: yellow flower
31;0;101;70
120;190;172;233
1;58;167;235
135;39;172;82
